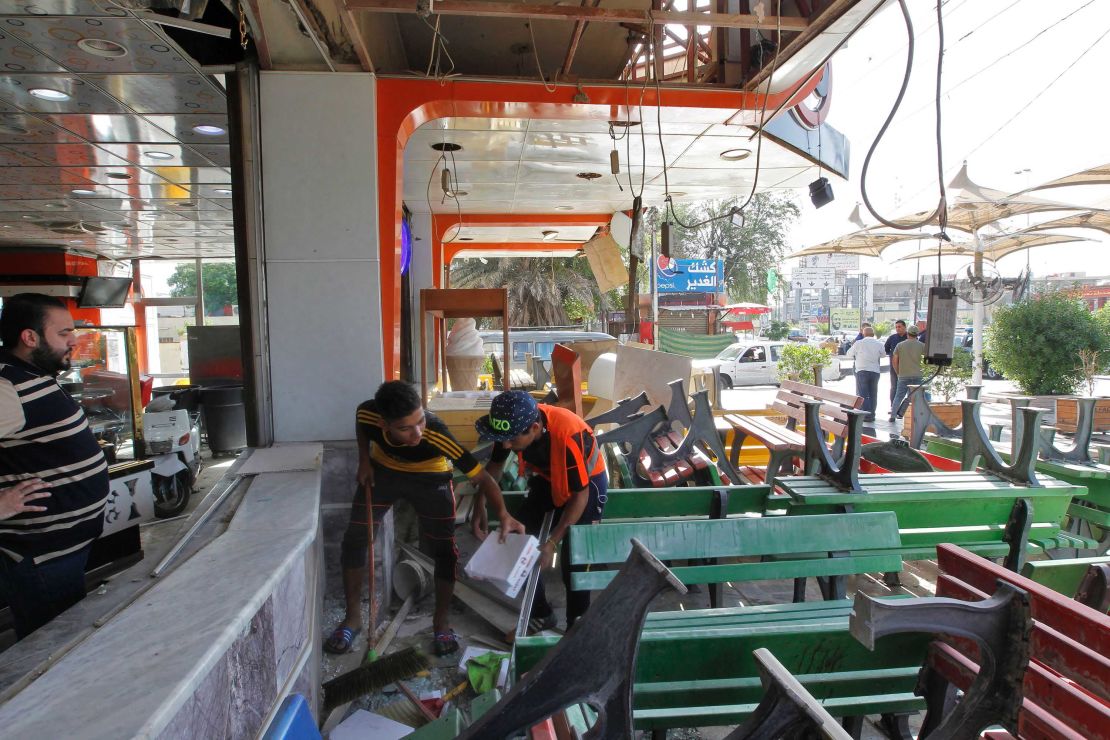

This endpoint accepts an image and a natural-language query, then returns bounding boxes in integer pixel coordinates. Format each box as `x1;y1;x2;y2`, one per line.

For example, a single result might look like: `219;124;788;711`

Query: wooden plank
569;512;901;564
572;551;903;590
1022;556;1110;598
780;379;863;408
346;0;809;30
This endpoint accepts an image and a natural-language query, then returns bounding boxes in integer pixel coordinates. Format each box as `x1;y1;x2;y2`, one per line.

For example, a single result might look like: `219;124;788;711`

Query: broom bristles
322;646;430;709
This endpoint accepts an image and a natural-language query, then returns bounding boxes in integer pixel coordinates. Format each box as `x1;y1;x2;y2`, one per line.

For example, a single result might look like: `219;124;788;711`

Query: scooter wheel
153;471;191;518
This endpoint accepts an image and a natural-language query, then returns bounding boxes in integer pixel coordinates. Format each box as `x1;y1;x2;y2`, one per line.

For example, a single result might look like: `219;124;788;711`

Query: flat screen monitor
78;276;132;308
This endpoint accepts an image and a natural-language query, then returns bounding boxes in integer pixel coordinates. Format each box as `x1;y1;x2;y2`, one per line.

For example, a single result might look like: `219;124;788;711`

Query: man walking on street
884;320;908;412
847;326;884;420
891;325;926;420
0;294;109;639
475;391;607;631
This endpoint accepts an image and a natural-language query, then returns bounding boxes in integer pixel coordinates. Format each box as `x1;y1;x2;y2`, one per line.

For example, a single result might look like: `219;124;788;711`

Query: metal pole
194;256;205;327
650;211;658;344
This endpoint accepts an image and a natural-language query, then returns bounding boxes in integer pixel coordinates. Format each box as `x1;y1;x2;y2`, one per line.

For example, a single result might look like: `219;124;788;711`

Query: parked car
715;341;841;388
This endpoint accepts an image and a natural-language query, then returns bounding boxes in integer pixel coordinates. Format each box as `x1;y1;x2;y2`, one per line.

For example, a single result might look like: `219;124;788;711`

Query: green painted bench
491;484;773;524
567;511;902;600
515;600;930;735
927;435;1110;554
1022;555;1110;611
774;471;1091;572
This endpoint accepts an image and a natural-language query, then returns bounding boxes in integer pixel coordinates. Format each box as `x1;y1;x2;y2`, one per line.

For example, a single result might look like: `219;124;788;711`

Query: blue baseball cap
475;391;539;441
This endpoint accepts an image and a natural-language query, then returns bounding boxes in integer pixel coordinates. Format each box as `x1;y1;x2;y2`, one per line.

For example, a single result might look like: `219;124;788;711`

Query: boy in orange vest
474;391;608;630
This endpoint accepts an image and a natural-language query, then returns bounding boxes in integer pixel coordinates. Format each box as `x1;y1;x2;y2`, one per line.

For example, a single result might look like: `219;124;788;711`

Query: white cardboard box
463;533;540;598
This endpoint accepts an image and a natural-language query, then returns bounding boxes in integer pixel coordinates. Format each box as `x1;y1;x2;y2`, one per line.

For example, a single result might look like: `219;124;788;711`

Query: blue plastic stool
262;694;321;740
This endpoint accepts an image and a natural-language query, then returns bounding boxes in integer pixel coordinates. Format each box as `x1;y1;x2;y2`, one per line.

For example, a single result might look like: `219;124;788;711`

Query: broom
321;645;430;710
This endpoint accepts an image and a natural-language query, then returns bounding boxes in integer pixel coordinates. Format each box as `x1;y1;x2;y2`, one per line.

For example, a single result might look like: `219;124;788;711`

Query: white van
478;330;615;372
715;340;841;388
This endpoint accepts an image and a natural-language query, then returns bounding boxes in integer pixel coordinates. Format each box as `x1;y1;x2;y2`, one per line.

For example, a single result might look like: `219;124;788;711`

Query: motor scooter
143;396;202;518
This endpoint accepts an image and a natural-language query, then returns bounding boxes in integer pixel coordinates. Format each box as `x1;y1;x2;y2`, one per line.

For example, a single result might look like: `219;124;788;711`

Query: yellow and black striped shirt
356;401;482;480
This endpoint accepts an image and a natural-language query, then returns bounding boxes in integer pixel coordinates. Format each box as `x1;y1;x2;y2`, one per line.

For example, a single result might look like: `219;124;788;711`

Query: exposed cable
527;20;558;92
859;0;948;233
420;14;456;84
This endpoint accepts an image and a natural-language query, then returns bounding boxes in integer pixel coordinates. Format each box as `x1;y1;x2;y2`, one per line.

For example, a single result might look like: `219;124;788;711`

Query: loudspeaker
809;177;834;209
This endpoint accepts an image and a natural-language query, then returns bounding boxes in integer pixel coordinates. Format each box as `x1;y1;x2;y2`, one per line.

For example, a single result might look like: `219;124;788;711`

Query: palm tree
450;256;606;327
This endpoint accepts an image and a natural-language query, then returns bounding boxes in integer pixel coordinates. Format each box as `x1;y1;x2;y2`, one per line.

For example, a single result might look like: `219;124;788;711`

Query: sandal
527;612;557;635
433;630;460;657
323;625;361;654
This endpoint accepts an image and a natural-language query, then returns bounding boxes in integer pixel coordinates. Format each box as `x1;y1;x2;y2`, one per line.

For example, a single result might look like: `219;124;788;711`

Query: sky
786;0;1110;281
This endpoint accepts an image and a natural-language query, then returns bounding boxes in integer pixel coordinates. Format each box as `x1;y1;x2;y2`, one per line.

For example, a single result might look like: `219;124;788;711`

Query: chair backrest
775;379;863;436
569;512;902;591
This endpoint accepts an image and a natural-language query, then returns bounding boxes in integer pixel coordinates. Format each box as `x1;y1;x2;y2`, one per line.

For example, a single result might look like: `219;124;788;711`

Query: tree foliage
985;291;1109;395
765;320;792;340
449;256;611;328
664;192;800;303
933;347;973;402
168;262;238;316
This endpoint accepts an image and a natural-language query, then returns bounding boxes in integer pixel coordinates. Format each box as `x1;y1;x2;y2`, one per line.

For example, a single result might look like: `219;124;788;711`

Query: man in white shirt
846;325;885;421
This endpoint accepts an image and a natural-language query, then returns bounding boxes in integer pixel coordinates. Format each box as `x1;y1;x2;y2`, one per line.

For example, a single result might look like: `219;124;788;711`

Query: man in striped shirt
0;294;109;639
326;380;524;657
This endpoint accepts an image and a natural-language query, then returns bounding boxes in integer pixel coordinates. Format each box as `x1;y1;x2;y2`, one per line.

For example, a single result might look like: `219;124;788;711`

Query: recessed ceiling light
71;188;98;196
77;38;127;58
667;191;687;197
458;236;474;241
608;120;641;128
555;205;574;211
576;172;602;180
542;230;558;241
213;188;232;195
719;148;752;161
452;190;469;197
192;124;225;136
174;201;196;208
431;142;462;152
28;88;70;102
106;172;132;180
145;150;174;160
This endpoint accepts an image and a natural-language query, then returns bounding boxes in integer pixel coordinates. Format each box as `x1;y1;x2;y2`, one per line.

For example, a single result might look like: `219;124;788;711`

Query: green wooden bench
516;599;930;735
927;435;1110;554
774;471;1090;571
1022;555;1110;611
491;484;773;523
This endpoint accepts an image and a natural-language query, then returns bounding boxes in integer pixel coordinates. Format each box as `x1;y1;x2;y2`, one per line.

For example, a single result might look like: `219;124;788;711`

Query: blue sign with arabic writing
655;257;724;293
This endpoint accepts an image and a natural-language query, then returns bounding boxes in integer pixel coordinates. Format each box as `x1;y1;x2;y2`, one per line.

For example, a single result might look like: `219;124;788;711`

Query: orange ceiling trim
431;213;609;286
375;76;824;378
443;241;587;264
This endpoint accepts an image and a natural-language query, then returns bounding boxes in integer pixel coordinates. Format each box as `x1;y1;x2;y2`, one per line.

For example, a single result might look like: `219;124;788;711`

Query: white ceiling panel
405;129;527;161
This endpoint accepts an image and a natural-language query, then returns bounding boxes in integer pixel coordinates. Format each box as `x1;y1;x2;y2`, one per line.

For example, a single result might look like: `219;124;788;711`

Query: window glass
512;342;531;363
770;345;782;362
718;345;743;360
534;342;556;360
740;346;765;363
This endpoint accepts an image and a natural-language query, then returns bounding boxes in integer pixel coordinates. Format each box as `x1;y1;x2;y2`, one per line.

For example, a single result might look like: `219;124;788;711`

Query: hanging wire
527;21;559;92
859;0;949;234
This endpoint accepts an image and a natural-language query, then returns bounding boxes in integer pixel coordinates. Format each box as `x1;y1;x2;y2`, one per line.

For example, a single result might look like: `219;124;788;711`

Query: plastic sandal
433;629;460;656
323;625;360;654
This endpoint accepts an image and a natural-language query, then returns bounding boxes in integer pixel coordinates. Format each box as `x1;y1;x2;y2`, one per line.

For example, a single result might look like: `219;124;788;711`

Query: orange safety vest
520;404;606;507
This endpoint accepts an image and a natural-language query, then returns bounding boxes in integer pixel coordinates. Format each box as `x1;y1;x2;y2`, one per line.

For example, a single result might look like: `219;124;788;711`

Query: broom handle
375;594;415;655
366;480;377;633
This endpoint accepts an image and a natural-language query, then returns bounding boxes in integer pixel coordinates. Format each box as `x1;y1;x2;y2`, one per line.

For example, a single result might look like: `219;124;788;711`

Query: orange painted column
374;76;821;378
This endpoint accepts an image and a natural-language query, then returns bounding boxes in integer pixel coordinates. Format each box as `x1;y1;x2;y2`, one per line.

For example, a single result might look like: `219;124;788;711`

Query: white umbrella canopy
1019;210;1110;238
1026;163;1110;192
788;231;928;259
888;162;1089;233
893;233;1089;263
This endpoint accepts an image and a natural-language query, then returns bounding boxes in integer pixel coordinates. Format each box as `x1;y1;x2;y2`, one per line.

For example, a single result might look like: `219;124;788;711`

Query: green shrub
777;343;833;383
872;320;891;338
985;292;1109;395
932;347;973;402
766;320;792;340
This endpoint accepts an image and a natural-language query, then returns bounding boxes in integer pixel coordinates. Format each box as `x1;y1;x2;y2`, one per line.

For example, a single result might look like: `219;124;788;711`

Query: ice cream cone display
445;318;485;391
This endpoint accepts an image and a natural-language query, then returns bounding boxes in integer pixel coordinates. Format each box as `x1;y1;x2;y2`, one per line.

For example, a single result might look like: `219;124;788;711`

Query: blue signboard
655;257;724;293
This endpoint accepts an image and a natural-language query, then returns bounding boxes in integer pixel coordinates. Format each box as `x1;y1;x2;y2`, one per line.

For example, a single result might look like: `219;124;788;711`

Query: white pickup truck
715;340;841;388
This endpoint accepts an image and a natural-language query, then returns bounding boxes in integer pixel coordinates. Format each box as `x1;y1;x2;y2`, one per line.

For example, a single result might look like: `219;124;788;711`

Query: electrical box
924;286;957;366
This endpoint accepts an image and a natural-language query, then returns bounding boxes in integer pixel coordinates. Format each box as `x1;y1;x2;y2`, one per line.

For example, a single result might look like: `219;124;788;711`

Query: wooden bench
1022;555;1110;611
723;380;863;487
493;485;772;524
852;543;1110;738
775;471;1090;571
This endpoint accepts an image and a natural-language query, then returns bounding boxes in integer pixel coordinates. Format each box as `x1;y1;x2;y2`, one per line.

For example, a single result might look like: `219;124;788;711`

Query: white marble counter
0;445;323;739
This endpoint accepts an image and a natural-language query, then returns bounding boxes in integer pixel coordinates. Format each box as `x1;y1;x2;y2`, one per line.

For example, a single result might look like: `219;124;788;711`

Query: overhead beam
561;0;602;78
345;0;809;31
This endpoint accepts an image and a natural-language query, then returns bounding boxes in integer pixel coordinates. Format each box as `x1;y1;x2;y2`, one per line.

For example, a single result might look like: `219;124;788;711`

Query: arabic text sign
802;254;859;270
790;267;836;289
656;258;724;293
830;307;861;332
